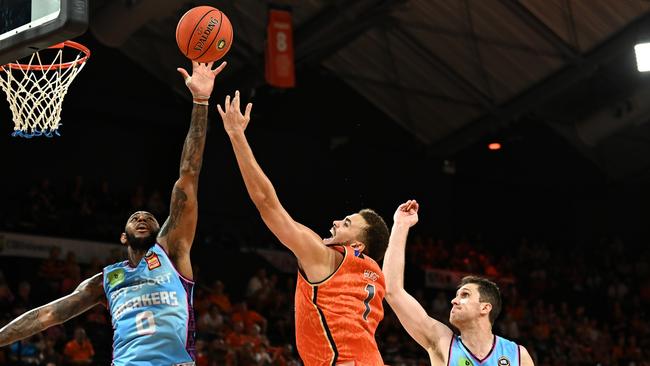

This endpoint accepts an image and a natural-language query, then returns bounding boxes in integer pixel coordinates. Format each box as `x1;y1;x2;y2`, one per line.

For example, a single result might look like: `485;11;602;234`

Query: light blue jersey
448;335;520;366
103;243;195;366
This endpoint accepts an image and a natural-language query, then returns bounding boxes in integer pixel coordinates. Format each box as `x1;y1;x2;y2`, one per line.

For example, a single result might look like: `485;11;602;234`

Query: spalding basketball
175;6;233;63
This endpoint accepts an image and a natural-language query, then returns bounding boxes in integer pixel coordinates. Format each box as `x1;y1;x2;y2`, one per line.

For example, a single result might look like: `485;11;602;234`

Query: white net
0;45;88;138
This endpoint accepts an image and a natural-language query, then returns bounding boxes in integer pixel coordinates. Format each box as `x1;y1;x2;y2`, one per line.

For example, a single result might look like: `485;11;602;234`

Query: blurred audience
0;178;648;366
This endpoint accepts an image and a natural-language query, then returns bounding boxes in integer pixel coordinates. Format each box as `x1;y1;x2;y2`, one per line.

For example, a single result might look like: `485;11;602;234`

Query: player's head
449;276;501;328
120;211;161;251
73;327;87;342
323;208;389;260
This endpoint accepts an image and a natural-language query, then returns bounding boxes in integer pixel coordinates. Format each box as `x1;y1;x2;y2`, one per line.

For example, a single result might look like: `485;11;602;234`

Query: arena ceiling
88;0;650;180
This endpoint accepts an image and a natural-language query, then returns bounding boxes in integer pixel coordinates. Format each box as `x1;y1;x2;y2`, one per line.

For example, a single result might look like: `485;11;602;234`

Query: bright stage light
634;42;650;72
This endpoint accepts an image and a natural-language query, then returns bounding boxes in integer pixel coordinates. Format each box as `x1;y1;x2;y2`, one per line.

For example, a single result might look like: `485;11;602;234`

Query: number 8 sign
265;8;295;88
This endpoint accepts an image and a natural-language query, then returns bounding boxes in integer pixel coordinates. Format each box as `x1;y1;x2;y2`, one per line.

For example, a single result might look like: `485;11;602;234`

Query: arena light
634;42;650;72
488;142;501;151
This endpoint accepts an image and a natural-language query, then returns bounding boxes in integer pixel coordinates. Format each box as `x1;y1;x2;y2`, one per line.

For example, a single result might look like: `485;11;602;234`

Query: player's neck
127;247;149;267
459;322;494;358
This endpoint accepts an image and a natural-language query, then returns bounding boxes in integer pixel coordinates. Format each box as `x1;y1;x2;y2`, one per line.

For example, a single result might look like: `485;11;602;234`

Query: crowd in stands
2;177;172;242
0;177;648;365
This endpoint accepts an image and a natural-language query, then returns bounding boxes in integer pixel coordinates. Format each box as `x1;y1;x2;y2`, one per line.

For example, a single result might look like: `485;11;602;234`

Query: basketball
175;6;233;63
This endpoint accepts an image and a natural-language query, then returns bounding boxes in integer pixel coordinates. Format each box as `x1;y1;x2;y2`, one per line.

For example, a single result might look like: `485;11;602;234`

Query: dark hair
459;276;502;324
357;209;389;261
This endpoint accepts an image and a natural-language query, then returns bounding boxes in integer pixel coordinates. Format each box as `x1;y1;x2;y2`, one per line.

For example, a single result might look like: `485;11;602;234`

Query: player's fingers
213;61;227;74
217;104;225;117
234;90;241;111
224;95;231;113
244;103;253;121
176;67;190;84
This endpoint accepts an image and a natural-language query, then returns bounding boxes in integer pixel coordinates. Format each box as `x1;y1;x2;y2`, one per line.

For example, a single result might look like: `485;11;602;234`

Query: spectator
231;302;267;334
195;339;210;366
63;327;94;365
270;344;299;366
0;282;15;314
207;280;232;313
198;304;224;338
208;337;236;366
60;251;82;294
226;320;248;349
246;268;268;299
245;323;269;350
38;247;64;281
8;334;42;365
12;281;34;315
41;337;63;366
238;341;264;366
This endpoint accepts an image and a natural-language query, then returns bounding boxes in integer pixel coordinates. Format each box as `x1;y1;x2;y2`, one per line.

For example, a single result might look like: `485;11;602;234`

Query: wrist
392;222;411;230
227;130;246;140
192;94;210;105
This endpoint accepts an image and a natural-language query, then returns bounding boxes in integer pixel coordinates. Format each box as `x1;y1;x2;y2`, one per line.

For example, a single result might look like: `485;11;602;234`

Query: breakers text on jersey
114;291;179;320
109;273;180;320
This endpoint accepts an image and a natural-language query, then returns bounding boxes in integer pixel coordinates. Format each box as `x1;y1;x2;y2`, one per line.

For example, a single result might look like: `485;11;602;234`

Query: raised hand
394;199;419;228
217;90;253;136
177;61;227;100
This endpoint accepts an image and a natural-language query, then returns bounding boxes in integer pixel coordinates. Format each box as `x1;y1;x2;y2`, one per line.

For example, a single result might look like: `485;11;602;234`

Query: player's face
323;213;367;247
449;284;483;326
123;211;160;251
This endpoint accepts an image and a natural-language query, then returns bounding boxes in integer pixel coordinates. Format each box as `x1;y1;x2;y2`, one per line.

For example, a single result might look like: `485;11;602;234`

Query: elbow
39;307;57;328
384;277;405;301
250;190;269;206
179;165;200;178
253;195;280;215
249;185;278;210
384;287;401;302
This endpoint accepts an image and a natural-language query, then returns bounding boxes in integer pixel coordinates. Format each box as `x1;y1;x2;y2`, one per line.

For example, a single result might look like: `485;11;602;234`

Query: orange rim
1;40;90;71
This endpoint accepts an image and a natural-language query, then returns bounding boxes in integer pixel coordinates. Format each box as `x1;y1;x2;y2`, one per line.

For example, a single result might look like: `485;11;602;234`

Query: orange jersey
295;245;385;366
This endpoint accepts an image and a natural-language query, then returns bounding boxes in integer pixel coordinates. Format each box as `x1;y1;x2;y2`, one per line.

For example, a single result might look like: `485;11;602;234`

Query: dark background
1;31;648;247
1;2;650;248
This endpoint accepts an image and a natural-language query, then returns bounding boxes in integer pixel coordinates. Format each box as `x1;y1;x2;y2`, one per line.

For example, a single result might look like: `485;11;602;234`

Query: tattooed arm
0;273;104;347
157;61;226;280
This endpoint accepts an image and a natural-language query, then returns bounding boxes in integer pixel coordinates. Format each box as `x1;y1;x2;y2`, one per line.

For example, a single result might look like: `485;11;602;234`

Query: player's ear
120;233;128;246
480;302;492;316
350;241;365;253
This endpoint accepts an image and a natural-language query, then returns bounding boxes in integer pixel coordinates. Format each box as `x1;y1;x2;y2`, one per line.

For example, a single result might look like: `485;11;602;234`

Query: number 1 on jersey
363;284;375;321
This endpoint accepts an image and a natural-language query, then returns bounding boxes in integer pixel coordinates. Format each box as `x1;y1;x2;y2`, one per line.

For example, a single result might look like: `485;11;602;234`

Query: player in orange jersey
217;91;390;366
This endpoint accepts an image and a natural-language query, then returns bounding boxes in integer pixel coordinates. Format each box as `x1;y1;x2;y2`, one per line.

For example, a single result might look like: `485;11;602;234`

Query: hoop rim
1;40;90;71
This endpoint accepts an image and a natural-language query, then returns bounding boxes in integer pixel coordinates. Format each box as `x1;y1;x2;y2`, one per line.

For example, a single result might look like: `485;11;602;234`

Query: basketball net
0;41;90;138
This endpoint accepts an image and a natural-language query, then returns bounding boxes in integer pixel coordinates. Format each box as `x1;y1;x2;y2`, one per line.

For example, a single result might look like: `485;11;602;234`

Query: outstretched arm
158;61;227;279
218;92;335;281
0;273;104;347
383;200;453;354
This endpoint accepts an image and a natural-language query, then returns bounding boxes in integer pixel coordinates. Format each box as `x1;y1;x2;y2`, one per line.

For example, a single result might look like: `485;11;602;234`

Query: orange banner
265;8;295;88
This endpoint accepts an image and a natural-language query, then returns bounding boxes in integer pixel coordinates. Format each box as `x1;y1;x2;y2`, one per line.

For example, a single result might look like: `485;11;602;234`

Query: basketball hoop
0;41;90;138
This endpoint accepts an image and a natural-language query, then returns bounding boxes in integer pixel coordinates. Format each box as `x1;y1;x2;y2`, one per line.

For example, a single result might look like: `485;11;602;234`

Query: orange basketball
175;6;233;63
